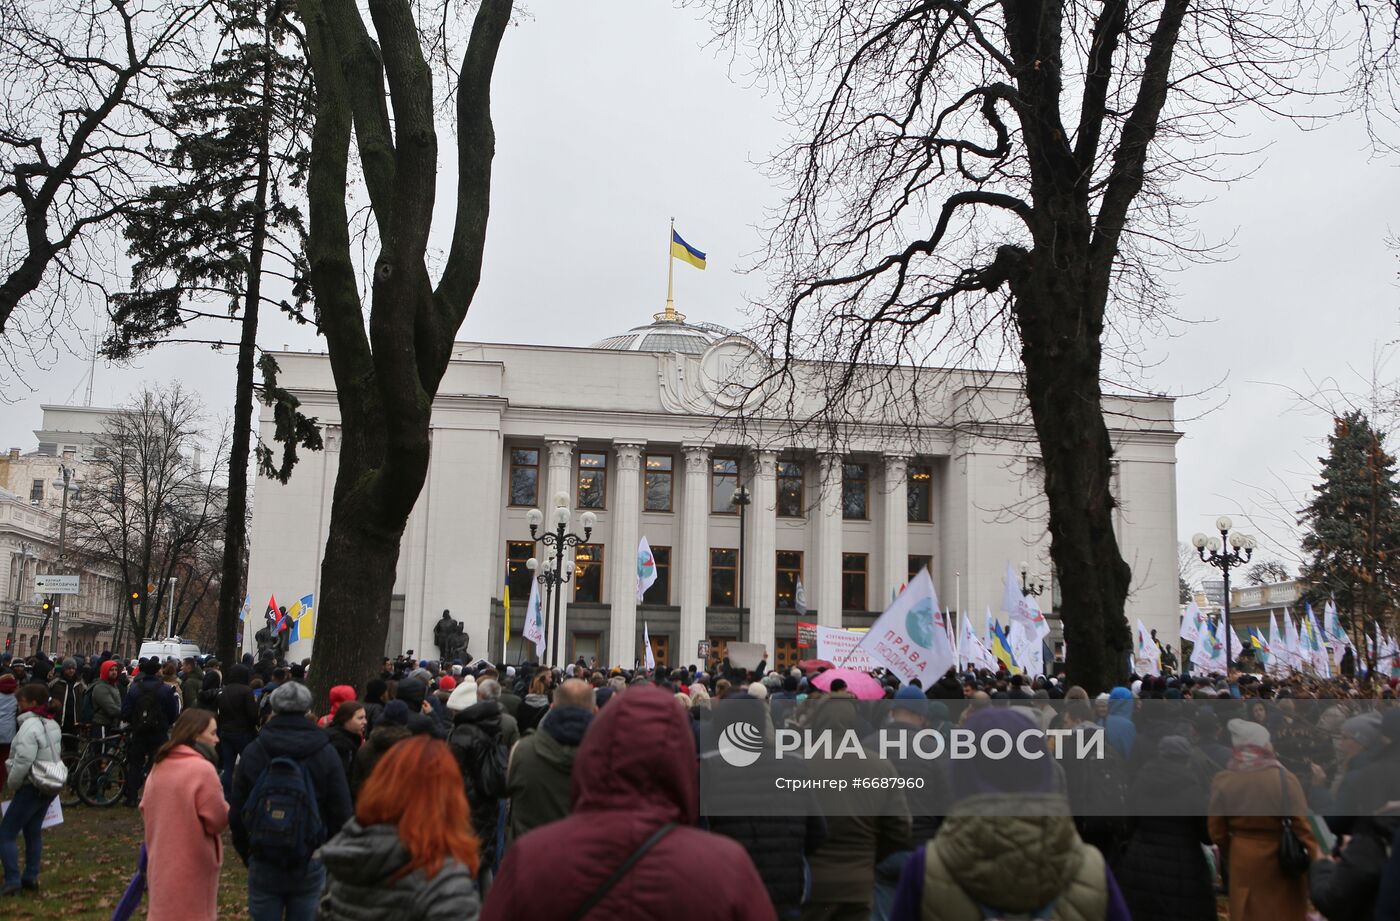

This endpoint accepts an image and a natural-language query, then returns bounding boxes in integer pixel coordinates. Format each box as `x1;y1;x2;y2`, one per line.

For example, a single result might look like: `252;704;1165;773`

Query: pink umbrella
810;668;886;700
798;658;835;675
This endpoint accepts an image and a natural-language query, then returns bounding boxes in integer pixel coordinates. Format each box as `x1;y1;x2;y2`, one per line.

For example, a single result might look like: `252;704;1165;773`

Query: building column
608;443;644;667
816;452;843;627
746;450;778;653
679;445;711;666
882;455;909;606
544;438;575;666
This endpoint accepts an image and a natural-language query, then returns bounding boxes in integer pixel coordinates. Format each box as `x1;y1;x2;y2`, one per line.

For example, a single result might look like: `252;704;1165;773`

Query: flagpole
663;217;677;321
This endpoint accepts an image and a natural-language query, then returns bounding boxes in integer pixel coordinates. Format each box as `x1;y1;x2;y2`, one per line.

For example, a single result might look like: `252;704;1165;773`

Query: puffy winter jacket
6;710;61;791
318;819;479;921
446;701;505;870
1310;814;1400;921
0;688;18;745
484;686;776;921
505;706;592;842
217;666;260;734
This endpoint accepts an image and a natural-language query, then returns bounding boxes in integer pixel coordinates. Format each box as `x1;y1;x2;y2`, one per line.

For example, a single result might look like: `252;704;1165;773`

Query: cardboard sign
0;796;63;829
726;642;766;671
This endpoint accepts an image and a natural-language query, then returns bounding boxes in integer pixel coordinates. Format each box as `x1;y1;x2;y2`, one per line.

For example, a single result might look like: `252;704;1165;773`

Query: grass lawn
8;801;248;921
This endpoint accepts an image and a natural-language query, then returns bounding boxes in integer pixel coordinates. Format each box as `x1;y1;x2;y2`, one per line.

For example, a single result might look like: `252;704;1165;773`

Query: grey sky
1;1;1396;580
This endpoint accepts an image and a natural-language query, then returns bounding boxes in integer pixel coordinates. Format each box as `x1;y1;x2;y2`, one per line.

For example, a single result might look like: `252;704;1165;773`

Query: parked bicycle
58;729;128;808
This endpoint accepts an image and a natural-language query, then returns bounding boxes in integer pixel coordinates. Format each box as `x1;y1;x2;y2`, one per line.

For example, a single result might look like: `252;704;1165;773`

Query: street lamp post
526;494;595;668
49;463;72;653
732;485;751;640
1019;562;1046;597
1193;516;1256;670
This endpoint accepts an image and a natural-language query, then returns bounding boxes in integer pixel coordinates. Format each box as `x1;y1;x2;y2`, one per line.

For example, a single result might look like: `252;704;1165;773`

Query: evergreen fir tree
105;0;321;666
1299;411;1400;649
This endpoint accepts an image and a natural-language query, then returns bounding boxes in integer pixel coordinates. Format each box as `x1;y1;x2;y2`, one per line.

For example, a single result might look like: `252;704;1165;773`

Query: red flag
266;594;284;631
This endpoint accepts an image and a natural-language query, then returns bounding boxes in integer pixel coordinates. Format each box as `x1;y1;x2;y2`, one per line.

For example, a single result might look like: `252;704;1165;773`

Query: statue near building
433;609;469;662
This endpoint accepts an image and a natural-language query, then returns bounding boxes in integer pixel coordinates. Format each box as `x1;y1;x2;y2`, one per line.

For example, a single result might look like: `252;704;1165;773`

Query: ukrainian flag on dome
288;593;315;644
670;230;706;270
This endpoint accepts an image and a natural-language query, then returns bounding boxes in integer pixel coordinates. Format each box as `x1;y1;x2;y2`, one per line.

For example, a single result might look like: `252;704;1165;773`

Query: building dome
591;308;737;355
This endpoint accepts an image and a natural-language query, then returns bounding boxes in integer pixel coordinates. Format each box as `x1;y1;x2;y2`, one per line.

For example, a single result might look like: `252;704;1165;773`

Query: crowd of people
0;647;1398;919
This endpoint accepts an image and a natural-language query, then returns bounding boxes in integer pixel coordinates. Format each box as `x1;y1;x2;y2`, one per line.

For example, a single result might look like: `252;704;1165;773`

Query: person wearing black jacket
1311;813;1400;921
1115;736;1216;921
119;658;180;806
230;682;352;921
217;664;260;796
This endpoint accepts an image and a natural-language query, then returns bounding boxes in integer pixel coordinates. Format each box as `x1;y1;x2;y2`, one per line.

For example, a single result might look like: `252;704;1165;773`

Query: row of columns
534;439;917;667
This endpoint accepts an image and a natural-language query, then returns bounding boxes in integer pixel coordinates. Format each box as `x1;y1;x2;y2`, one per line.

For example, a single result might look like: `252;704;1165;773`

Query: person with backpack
46;658;84;747
445;682;507;886
121;657;180;807
318;735;481;921
230;681;352;921
0;684;63;895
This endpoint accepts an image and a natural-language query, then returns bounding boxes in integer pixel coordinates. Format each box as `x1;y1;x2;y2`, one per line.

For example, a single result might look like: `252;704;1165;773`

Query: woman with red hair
318;734;481;920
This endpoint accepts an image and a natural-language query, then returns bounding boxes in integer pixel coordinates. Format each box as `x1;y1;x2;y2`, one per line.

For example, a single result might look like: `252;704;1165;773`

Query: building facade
246;314;1181;670
0;406;127;657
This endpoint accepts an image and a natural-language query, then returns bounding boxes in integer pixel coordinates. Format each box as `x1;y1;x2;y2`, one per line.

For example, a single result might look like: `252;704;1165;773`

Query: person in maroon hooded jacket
483;684;775;921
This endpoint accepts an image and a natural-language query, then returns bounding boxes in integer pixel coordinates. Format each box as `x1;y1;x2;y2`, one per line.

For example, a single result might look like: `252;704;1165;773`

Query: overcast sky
2;1;1396;577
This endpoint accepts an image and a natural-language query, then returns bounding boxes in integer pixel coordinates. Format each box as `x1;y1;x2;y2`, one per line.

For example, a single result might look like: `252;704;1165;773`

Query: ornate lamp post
526;493;594;668
1192;516;1256;669
1019;561;1046;597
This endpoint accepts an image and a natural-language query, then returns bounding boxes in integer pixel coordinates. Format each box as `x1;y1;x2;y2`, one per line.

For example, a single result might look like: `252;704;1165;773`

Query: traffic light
40;600;50;613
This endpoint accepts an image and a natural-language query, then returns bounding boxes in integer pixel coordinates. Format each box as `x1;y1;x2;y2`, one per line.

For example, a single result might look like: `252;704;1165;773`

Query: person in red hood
482;684;775;921
91;660;125;740
317;685;358;728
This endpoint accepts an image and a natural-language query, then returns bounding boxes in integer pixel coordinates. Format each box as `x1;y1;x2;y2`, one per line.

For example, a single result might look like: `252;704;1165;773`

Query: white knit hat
1228;718;1271;749
446;675;479;712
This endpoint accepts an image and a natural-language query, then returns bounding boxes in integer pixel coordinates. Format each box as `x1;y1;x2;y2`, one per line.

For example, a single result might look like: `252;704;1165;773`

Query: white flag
1135;619;1161;675
1009;620;1044;677
1283;609;1302;672
1180;600;1203;644
794;577;807;616
959;607;996;671
1002;561;1049;639
643;620;655;670
636;536;658;603
851;566;955;684
522;576;546;658
1267;611;1286;678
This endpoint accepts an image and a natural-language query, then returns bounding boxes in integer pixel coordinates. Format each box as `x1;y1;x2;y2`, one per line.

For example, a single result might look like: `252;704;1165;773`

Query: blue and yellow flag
670;230;706;270
288;593;315;644
991;619;1020;673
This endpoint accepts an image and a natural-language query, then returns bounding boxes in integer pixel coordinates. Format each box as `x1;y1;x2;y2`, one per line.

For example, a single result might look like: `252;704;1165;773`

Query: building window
642;545;671;605
842;553;868;611
577;452;607;509
908;464;932;522
777;461;804;517
908;554;931;583
505;541;534;604
574;545;604;602
644;454;673;512
29;480;43;503
509;448;539;506
776;550;803;609
842;463;868;519
710;548;738;606
712;458;739;513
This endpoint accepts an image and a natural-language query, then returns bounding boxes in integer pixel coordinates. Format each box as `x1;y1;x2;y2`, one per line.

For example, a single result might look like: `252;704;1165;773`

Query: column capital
614;442;645;471
751;449;779;478
884;454;910;475
682;444;712;472
545;439;575;467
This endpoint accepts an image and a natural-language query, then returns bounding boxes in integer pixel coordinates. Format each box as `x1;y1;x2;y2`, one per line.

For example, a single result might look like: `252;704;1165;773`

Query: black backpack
448;724;507;800
241;755;325;864
131;684;166;734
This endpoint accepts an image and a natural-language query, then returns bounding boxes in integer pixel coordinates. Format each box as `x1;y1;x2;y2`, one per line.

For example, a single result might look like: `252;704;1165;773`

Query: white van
137;637;203;663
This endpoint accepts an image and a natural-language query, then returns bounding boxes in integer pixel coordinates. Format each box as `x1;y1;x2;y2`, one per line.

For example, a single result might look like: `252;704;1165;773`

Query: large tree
0;0;208;345
106;0;321;667
1299;411;1400;645
295;0;512;702
699;0;1320;690
66;385;228;647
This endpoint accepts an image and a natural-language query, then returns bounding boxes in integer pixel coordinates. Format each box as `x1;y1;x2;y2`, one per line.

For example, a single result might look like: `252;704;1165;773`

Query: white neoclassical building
245;310;1181;670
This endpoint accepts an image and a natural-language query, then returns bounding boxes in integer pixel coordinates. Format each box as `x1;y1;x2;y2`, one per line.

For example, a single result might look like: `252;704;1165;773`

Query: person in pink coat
140;707;230;921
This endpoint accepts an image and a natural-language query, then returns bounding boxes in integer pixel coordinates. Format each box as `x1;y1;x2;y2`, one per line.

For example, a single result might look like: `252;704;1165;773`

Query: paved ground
8;801;248;920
